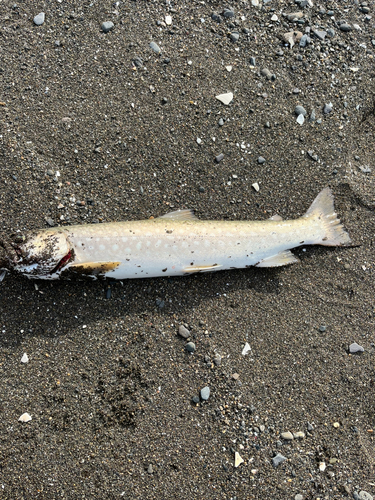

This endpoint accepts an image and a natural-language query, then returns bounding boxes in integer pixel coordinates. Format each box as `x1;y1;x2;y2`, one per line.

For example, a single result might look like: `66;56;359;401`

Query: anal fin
255;250;299;268
183;263;222;273
68;261;121;275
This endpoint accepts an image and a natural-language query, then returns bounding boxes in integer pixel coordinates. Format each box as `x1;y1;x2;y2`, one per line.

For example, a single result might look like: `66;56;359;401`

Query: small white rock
297;114;305;125
21;353;29;364
196;138;202;145
215;92;233;105
165;15;172;25
271;14;278;21
225;65;233;72
319;462;326;472
19;413;32;423
234;451;244;468
242;343;251;356
252;182;260;192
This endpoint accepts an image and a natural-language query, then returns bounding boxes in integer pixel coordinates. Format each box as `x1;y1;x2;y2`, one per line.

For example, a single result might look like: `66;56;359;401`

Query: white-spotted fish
0;188;351;280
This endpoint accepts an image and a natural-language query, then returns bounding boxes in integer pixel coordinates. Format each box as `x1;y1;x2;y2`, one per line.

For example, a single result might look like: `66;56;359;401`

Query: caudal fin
303;188;351;246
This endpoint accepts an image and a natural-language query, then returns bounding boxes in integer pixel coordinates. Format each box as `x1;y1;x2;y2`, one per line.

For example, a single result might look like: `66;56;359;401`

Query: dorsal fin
269;214;283;221
157;209;197;221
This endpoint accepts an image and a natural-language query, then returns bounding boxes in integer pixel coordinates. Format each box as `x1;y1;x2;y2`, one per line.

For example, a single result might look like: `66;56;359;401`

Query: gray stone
211;12;222;23
230;32;239;42
258;156;266;164
309;110;316;121
101;21;114;33
223;9;235;19
349;342;364;354
299;34;309;47
295;495;304;500
324;103;333;114
147;464;153;474
218;118;224;127
213;354;222;366
186;342;196;353
249;56;256;66
272;453;287;467
313;29;327;40
307;422;314;431
261;68;273;80
33;12;45;25
150;41;161;54
295;105;307;116
200;386;210;400
215;153;224;163
178;325;190;339
327;28;335;37
191;395;200;404
339;23;352;32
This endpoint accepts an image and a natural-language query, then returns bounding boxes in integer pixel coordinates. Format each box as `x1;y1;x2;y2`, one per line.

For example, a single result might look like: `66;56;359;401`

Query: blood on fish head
12;230;73;278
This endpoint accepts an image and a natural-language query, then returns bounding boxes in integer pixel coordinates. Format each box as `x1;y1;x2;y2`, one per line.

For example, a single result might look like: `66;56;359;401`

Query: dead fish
0;188;351;281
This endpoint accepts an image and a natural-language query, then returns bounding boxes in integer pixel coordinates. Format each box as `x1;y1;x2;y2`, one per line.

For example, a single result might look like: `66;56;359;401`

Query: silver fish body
2;188;351;280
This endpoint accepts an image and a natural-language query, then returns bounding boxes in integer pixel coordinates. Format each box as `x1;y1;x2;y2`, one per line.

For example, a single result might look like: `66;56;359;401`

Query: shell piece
21;353;29;364
215;92;233;105
19;412;32;422
234;451;244;468
242;343;251;355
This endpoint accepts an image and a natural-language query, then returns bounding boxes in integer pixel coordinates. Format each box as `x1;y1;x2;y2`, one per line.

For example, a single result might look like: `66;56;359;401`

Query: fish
0;188;351;281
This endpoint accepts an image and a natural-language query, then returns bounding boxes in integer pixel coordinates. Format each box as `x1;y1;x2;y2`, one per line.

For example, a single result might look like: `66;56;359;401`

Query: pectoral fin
183;263;222;273
255;251;299;268
68;261;121;275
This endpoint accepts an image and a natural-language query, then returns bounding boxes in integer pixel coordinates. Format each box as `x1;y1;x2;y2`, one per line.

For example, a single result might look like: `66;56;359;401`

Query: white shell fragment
319;462;326;472
225;65;233;72
297;114;305;125
252;182;260;192
242;342;251;356
215;92;233;105
234;452;244;467
165;15;172;25
21;353;29;364
19;413;32;423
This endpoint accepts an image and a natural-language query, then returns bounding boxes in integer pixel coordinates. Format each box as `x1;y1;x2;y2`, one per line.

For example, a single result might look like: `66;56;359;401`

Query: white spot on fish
125;247;131;254
99;244;105;251
136;241;142;250
89;246;94;250
181;241;188;248
112;244;119;251
122;237;128;243
155;240;161;248
204;240;210;247
146;241;151;247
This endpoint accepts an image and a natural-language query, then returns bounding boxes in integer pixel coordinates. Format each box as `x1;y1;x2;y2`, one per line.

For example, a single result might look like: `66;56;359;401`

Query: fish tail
303;188;351;246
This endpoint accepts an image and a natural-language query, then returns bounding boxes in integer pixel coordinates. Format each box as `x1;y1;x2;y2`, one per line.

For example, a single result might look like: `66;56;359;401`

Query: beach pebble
230;32;240;43
293;431;305;439
234;451;244;467
295;495;304;500
147;464;153;474
216;93;233;105
218;118;224;126
252;182;260;192
261;68;273;80
299;34;309;47
349;342;364;354
271;14;278;21
33;12;45;25
150;42;161;54
249;56;256;66
215;153;224;163
324;103;333;114
319;462;326;472
297;114;304;125
242;342;251;355
178;325;190;339
200;386;210;400
287;12;304;21
101;21;114;33
339;23;352;32
165;15;172;25
295;106;307;117
272;453;287;467
21;353;29;364
19;413;32;422
281;431;294;440
258;156;266;164
223;9;235;19
185;342;196;353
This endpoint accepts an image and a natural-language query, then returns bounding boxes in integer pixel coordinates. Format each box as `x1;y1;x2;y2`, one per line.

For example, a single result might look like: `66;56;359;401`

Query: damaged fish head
10;230;73;279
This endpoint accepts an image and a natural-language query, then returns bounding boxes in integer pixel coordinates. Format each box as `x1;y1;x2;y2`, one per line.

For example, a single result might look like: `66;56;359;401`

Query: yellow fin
68;262;120;275
183;263;222;273
255;251;299;268
157;209;197;221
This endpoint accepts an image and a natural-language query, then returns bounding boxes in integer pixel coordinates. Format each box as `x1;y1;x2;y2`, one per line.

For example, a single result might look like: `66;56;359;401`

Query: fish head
11;230;73;279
